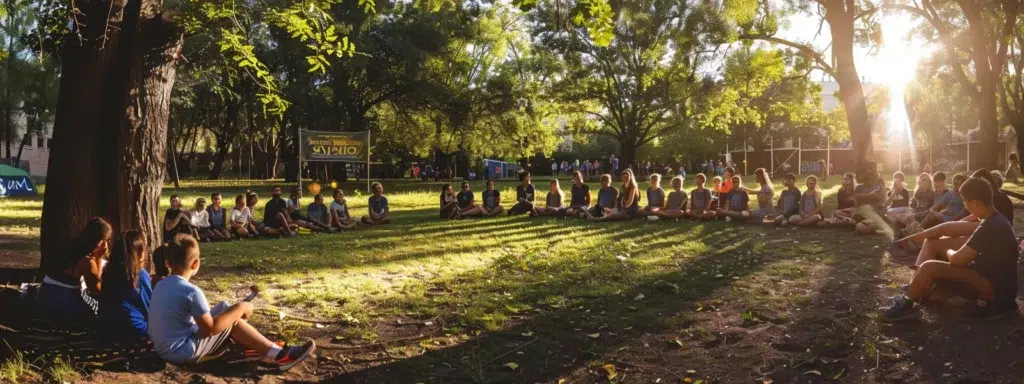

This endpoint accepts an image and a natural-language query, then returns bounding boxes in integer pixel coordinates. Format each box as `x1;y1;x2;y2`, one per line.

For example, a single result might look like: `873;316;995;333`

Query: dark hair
970;169;999;192
314;193;324;201
785;173;796;181
169;194;179;201
235;194;245;204
105;230;147;289
165;233;200;269
211;192;221;200
695;173;706;182
441;183;451;192
67;217;113;268
461;181;469;187
333;188;344;198
246;191;258;203
952;173;967;184
371;182;382;190
1010;153;1018;162
724;167;735;175
933;172;947;182
519;171;531;181
959;177;993;206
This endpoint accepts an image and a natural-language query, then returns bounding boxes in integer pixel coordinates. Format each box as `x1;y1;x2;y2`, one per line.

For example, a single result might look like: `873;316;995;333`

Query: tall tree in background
893;0;1020;170
0;0;34;160
739;0;878;169
705;48;832;156
537;0;726;166
999;13;1024;170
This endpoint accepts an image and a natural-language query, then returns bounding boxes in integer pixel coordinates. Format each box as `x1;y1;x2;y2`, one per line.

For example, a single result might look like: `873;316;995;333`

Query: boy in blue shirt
362;182;392;225
148;234;315;369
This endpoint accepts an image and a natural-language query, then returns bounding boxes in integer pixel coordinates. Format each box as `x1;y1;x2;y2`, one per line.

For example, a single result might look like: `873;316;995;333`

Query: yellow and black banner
300;130;368;162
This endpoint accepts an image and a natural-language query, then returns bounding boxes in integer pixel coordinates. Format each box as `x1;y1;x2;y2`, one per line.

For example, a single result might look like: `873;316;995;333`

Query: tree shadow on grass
323;226;779;383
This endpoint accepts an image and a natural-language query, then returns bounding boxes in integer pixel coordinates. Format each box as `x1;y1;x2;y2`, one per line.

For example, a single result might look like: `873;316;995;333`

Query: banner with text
300;130;368;162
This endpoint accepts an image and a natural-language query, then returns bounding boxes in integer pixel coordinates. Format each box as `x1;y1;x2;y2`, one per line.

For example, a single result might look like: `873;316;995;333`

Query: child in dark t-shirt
362;182;393;225
774;173;802;226
883;178;1019;321
508;172;537;216
687;173;715;220
715;176;750;222
586;174;619;219
456;181;486;218
564;171;592;218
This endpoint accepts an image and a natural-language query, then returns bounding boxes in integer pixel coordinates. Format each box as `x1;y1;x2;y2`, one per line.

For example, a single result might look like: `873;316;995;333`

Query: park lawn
2;175;1024;383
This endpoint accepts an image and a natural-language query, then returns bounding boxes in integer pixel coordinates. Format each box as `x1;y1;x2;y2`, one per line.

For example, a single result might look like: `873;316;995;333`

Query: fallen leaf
669;338;684;348
278;311;288;320
602;364;617;380
522;331;534;337
587;333;601;338
804;370;822;376
314;323;326;329
424;321;434;326
715;274;724;278
503;362;519;370
634;293;645;301
694;380;704;384
683;378;692;383
686;369;697;374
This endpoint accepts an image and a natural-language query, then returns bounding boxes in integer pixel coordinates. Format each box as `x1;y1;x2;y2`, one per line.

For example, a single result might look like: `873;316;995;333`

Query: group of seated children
37;221;316;370
882;171;1019;321
163;183;394;241
446;168;828;226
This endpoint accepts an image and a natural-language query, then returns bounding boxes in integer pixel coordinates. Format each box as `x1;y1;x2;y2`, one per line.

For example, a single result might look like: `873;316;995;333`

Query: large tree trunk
976;76;1001;170
828;6;874;170
208;135;231;180
40;0;182;276
13;129;29;164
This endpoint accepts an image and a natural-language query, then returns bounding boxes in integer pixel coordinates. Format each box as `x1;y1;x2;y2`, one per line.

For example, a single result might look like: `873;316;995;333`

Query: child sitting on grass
482;180;504;216
148;234;316;369
440;184;461;219
710;176;724;210
98;230;151;343
189;198;213;242
230;194;257;238
262;187;298;237
688;173;716;220
206;193;231;241
456;181;486;218
882;177;1019;321
508;171;537;216
716;175;750;222
827;173;857;225
285;188;318;232
245;192;266;235
535;179;566;217
564;171;591;218
773;173;801;226
165;195;198;241
585;174;618;219
38;217;111;320
791;176;823;227
884;172;911;223
305;194;334;231
653;176;687;220
644;174;666;214
590;169;641;222
362;182;392;225
852;165;890;235
330;189;358;230
739;168;775;223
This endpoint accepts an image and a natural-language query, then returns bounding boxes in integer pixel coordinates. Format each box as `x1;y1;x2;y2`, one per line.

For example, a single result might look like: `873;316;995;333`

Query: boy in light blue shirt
148;234;315;370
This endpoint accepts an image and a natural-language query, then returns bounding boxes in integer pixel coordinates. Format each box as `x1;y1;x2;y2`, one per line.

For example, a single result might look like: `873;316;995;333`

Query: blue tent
0;164;37;197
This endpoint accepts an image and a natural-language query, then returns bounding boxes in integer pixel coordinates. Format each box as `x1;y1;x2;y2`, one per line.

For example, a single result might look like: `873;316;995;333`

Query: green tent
0;164;36;197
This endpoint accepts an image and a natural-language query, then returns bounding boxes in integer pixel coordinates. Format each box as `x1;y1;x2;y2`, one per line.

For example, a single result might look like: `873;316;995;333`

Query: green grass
3;174;1022;382
0;350;38;384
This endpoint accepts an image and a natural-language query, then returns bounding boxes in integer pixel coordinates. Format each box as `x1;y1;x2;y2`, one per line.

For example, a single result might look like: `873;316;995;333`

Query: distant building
0;113;53;178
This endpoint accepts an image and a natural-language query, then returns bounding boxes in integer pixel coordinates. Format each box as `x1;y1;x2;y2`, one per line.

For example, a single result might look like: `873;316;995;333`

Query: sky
779;11;930;85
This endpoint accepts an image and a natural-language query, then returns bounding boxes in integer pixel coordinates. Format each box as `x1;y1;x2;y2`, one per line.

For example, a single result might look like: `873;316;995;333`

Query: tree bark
40;0;183;275
827;3;874;170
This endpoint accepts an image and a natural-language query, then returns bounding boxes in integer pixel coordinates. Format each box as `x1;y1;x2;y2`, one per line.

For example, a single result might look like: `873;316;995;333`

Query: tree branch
887;3;981;100
738;34;835;77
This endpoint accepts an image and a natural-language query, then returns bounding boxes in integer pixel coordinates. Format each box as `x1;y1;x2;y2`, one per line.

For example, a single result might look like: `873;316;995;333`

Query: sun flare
878;13;926;149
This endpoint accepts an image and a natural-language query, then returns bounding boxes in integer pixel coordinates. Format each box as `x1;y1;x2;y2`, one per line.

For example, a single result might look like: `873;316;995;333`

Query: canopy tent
0;164;37;197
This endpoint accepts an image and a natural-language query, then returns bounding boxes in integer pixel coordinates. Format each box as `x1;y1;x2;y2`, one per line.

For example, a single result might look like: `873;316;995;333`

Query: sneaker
238;340;286;363
963;298;1011;320
881;295;921;322
273;339;316;372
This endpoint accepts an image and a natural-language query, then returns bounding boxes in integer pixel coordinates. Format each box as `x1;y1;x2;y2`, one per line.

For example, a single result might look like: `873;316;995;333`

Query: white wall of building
0;113;53;178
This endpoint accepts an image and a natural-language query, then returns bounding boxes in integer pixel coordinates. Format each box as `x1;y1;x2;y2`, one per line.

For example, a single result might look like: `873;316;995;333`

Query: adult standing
573;158;580;172
551;160;558;177
818;158;826;180
610;154;619;174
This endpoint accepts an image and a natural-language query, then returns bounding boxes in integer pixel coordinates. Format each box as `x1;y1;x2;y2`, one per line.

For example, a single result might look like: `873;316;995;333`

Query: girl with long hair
590;169;640;221
99;230;152;341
